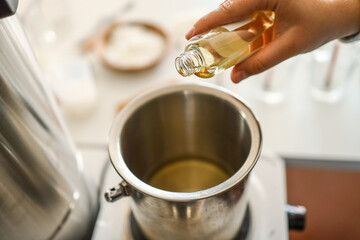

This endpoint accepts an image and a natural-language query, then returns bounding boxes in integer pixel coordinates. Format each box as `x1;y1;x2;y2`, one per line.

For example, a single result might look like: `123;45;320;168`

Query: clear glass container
175;11;275;78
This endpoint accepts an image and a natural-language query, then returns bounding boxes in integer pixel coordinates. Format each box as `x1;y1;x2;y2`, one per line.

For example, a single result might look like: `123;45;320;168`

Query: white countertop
19;0;360;163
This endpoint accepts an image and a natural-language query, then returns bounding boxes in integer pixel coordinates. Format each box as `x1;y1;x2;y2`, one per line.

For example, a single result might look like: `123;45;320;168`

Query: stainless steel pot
105;82;262;240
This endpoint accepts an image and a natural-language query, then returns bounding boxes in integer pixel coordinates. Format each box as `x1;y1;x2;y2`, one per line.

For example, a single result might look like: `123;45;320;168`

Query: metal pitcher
0;1;97;239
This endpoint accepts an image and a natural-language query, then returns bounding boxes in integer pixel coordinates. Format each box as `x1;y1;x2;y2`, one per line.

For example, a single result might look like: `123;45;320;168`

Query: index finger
186;0;274;39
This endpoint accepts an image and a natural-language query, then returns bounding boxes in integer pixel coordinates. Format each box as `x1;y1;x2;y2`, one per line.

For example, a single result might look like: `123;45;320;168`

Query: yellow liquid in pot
148;158;230;192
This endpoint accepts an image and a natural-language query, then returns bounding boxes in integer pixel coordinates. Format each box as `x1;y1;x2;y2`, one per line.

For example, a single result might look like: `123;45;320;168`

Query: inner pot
109;82;262;200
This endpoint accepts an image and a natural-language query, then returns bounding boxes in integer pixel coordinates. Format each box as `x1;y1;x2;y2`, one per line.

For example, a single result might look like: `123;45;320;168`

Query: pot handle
104;181;130;202
285;204;306;231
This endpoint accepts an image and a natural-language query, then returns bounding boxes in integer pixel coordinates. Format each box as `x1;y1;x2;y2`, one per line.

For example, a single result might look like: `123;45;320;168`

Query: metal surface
105;181;130;202
0;0;18;18
107;82;262;240
0;15;96;240
285;204;307;231
129;205;252;240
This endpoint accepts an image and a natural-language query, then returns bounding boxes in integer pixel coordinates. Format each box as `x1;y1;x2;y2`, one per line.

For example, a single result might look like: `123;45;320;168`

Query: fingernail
185;27;195;39
233;71;248;83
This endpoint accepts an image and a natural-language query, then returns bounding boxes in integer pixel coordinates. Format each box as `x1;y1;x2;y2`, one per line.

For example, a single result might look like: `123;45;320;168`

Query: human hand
185;0;360;83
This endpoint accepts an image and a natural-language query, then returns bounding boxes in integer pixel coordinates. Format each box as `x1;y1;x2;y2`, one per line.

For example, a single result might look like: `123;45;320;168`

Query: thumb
231;31;301;83
186;0;276;39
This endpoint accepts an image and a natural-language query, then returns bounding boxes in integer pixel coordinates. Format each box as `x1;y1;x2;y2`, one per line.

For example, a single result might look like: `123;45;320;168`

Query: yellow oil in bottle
175;11;275;78
148;158;230;192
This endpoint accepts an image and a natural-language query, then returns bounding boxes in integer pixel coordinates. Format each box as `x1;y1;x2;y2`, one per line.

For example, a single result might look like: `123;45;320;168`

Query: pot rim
108;81;262;201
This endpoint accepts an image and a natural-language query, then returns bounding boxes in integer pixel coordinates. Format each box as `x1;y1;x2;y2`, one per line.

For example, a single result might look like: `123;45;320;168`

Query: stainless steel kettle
0;0;97;239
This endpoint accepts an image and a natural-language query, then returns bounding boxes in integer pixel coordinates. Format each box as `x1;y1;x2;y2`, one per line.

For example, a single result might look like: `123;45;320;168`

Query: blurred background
15;0;360;239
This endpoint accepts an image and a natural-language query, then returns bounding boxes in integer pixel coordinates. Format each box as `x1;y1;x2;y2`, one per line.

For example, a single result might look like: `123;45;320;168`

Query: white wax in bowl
103;24;165;69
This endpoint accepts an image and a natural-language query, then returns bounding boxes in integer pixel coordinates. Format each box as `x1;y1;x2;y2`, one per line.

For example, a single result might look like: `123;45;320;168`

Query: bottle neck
175;49;204;77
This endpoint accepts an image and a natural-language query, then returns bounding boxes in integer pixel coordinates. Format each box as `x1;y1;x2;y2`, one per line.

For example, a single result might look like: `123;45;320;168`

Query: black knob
285;204;307;231
0;0;18;19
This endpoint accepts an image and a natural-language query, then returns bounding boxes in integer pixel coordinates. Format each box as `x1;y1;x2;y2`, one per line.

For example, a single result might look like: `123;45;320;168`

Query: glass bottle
175;11;275;78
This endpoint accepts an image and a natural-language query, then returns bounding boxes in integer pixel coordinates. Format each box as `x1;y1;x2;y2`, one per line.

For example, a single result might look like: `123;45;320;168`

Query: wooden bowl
95;21;168;72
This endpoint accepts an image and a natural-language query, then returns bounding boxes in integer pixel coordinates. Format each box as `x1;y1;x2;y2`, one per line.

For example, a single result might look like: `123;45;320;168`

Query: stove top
88;151;288;240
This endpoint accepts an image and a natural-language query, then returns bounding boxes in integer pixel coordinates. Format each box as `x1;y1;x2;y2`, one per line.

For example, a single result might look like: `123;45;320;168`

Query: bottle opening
175;50;204;77
175;53;195;77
